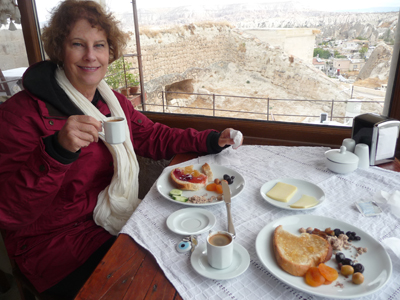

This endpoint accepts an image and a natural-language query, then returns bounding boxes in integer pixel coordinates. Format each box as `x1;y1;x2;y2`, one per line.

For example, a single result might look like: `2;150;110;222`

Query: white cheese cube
289;195;319;208
266;182;297;202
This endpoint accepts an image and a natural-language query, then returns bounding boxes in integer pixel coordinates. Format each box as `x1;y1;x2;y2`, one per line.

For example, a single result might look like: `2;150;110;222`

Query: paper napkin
382;237;400;260
373;190;400;218
230;129;243;149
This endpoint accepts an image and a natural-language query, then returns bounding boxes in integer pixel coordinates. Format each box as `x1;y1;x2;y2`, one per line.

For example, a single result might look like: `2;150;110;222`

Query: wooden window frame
17;0;400;156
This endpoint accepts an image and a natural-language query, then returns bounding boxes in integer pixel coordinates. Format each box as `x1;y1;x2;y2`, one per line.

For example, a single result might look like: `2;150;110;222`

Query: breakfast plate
166;208;216;235
255;215;392;299
260;178;325;210
191;243;250;280
157;164;245;206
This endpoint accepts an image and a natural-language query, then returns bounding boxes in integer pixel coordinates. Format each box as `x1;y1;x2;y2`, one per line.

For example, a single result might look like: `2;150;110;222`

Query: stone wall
242;28;316;64
129;24;347;109
0;29;29;71
127;25;247;101
141;34;242;81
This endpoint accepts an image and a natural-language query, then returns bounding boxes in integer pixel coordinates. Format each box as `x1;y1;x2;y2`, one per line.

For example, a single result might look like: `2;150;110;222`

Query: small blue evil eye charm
176;241;191;253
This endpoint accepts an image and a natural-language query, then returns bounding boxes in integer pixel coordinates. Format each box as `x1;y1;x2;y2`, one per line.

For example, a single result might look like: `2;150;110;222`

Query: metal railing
138;90;384;125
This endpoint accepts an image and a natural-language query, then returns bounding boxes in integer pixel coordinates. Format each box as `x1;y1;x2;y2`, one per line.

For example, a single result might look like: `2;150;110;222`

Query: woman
0;0;242;298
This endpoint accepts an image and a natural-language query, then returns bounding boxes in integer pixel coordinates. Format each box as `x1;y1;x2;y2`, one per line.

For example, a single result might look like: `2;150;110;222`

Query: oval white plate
260;178;325;210
166;208;216;235
191;243;250;280
157;164;245;206
255;215;392;299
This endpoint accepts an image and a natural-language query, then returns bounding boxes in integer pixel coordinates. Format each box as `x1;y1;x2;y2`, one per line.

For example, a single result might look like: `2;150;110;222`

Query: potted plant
125;72;140;96
104;57;139;96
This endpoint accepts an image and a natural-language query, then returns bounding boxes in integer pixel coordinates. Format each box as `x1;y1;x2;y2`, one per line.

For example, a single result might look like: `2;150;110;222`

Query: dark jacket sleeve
43;132;80;164
0;107;70;230
120;95;224;160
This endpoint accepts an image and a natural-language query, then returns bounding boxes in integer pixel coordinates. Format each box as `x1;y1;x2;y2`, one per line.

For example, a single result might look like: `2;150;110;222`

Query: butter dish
325;146;359;174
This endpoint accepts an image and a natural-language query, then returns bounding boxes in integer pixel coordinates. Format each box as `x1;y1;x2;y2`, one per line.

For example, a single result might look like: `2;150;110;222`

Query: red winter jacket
0;62;219;292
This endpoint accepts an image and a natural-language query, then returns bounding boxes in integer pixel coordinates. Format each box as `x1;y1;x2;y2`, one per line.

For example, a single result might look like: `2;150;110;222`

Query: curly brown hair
41;0;127;65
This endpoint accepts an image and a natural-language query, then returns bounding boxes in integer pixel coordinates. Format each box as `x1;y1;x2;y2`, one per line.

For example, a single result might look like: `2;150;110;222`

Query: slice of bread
201;163;213;183
273;225;332;276
170;164;209;191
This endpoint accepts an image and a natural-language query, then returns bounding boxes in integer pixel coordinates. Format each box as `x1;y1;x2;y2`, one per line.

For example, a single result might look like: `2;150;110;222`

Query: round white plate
191;243;250;280
255;215;392;299
166;208;216;235
157;164;245;206
260;178;325;210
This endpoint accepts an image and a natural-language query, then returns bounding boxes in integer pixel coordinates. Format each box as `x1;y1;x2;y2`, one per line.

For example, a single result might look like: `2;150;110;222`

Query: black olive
342;258;354;266
335;252;345;263
353;263;364;273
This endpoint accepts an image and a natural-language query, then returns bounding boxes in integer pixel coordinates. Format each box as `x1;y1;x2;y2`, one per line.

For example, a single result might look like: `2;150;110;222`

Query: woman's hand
58;115;102;152
218;128;243;148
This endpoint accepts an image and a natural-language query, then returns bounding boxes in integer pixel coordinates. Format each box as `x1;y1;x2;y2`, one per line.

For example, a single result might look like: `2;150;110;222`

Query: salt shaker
342;138;356;153
354;143;370;169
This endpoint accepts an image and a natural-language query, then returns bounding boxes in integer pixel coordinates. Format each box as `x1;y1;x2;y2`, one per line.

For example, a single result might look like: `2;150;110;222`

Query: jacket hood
23;61;83;116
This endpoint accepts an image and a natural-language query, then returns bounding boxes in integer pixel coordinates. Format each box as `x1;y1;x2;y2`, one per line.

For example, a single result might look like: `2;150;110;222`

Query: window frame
17;0;400;157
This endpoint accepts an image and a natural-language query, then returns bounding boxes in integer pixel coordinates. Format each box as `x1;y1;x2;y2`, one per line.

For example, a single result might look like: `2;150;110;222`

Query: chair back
0;68;12;96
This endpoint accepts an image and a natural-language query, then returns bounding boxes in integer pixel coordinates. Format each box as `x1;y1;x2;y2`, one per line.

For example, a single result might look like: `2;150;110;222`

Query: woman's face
63;19;109;99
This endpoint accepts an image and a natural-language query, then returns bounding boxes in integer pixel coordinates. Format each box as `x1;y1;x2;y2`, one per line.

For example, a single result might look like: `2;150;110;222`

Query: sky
34;0;400;24
131;0;400;10
137;0;399;10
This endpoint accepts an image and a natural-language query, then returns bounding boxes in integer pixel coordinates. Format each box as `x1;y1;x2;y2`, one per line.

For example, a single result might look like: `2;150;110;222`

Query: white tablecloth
121;146;400;300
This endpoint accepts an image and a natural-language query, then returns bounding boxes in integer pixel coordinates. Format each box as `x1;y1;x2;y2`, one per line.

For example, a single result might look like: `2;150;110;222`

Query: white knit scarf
55;68;140;235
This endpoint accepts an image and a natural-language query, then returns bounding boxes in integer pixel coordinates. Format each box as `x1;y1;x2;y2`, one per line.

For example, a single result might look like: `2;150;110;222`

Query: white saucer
190;243;250;280
166;208;216;235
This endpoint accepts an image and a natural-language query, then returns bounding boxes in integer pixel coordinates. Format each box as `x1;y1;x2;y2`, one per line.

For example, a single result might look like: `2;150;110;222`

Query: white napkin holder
351;113;400;165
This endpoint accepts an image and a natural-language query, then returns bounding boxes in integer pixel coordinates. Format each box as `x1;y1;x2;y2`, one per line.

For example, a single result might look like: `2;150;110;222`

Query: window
0;3;28;100
130;2;399;127
15;1;400;154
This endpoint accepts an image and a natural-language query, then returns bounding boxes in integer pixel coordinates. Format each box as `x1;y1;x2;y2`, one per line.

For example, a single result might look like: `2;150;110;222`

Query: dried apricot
215;184;223;194
318;263;339;282
305;267;325;287
184;165;193;173
206;183;217;191
323;280;333;285
192;170;201;177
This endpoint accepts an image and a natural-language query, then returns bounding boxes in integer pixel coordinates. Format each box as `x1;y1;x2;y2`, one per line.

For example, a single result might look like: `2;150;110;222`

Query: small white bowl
325;146;359;174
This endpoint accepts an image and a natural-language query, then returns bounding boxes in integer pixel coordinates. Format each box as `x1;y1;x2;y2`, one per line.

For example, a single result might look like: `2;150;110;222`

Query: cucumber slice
172;195;188;202
169;189;183;196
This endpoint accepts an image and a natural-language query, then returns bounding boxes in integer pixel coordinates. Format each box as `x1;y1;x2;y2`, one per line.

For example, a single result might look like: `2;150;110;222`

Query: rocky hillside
117;2;396;123
128;2;398;44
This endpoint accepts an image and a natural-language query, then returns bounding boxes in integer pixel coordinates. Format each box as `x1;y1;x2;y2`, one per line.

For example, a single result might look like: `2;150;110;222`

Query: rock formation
357;42;393;81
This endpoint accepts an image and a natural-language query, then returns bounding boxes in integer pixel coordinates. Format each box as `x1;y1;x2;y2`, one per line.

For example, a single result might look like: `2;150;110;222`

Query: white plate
191;242;250;280
166;208;216;235
157;164;245;206
255;215;392;299
260;178;325;210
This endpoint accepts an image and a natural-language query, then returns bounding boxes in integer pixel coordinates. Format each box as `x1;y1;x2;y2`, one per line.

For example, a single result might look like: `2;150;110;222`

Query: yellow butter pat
266;182;297;202
289;195;319;208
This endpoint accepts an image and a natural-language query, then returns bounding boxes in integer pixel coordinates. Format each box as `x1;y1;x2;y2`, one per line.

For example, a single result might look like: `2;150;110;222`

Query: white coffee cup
207;230;233;269
354;143;370;169
103;117;126;144
342;138;356;153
